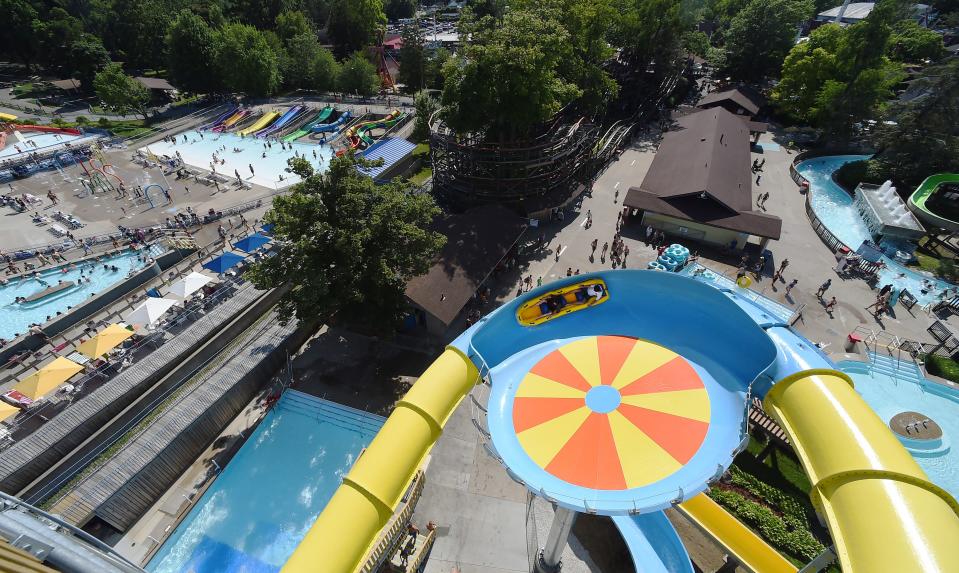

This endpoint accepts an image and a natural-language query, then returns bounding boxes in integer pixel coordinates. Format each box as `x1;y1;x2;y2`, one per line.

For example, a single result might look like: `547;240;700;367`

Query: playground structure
281;269;959;573
908;173;959;233
430;116;602;214
77;147;123;195
342;110;404;152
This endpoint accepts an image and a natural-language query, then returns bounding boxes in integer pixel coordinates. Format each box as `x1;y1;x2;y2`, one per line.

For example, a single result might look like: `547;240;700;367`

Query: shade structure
0;402;19;423
14;356;83;400
261;223;274;234
168;271;213;298
202;252;246;274
232;233;271;253
77;323;135;358
125;297;180;327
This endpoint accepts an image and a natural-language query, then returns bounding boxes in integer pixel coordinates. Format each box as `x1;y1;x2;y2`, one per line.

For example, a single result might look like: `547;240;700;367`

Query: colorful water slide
346;111;403;150
200;106;238;130
256;106;303;138
13;125;82;136
676;494;796;573
282;347;478;573
213;110;248;132
611;513;694;573
283;107;334;142
309;111;351;134
763;369;959;572
237;111;280;137
907;173;959;232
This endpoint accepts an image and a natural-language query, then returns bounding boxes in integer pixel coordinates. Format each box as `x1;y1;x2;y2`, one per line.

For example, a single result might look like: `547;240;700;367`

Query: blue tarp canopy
232;233;271;253
261;223;274;234
202;251;246;273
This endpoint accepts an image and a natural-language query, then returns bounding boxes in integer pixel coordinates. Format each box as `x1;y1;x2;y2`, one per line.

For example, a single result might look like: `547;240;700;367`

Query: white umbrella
125;297;180;327
167;271;214;299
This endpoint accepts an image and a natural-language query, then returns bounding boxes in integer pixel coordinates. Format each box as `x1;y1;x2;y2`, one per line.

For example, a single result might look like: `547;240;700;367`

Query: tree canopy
721;0;814;81
772;0;905;137
337;52;380;96
413;89;439;142
166;10;220;94
246;154;446;333
398;24;426;93
215;23;282;96
94;63;151;117
327;0;387;56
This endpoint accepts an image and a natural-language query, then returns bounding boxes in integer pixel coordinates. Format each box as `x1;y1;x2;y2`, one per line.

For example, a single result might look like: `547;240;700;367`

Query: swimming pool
797;155;953;305
0;131;86;158
0;248;157;341
144;130;335;190
837;358;959;499
147;391;384;573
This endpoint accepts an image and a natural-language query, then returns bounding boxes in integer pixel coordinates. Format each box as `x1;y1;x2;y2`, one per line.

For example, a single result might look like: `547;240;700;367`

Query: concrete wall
641;212;750;250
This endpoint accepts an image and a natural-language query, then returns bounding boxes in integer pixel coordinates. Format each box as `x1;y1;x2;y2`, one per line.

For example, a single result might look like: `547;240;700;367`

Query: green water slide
357;112;405;146
907;173;959;232
283;107;334;142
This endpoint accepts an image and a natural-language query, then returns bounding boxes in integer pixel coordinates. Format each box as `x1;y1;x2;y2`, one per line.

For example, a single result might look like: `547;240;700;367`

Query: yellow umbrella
77;323;135;359
0;402;19;423
13;357;83;400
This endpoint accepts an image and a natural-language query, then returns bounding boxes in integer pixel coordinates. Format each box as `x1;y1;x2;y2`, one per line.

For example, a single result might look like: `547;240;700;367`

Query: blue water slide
257;105;303;138
310;111;352;133
612;513;694;573
200;106;239;130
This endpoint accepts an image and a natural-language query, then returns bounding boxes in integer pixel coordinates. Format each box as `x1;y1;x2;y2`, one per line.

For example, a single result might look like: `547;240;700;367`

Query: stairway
866;350;926;385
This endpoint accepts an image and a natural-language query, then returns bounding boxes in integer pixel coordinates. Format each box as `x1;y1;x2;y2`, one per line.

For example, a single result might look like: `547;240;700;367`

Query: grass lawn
409;166;432;186
412;142;429;157
924;354;959;382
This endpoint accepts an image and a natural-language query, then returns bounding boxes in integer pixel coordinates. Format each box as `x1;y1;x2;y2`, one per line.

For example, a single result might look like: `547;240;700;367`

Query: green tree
327;0;387;55
276;10;313;42
215;23;282;96
337;52;380;95
889;20;945;63
425;47;450;90
67;35;111;90
412;89;438;141
465;0;505;19
682;31;710;57
398;24;426;92
32;8;84;73
283;33;338;90
311;47;340;90
614;0;696;92
110;0;171;70
722;0;814;81
0;0;39;70
771;24;843;121
94;63;151;117
384;0;415;20
871;58;959;188
246;154;446;332
166;10;220;93
441;8;581;140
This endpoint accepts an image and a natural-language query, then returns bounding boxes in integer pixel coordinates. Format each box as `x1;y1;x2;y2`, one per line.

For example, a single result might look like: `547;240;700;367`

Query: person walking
785;279;798;296
249;164;255;176
645;225;653;245
591;238;598;253
536;277;543;288
816;279;832;298
825;296;838;315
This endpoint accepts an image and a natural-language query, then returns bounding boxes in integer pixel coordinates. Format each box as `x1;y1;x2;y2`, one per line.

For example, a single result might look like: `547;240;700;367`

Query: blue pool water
0;248;156;341
0;131;85;158
797;155;954;305
147;391;384;573
838;360;959;499
144;130;335;190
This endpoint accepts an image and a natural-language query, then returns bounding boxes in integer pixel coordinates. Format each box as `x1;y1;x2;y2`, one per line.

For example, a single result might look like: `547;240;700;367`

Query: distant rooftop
134;76;176;91
816;2;931;23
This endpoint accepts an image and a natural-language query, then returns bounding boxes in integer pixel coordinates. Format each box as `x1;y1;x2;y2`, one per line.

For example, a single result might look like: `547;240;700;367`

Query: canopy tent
261;223;275;234
14;357;83;400
77;323;135;358
232;233;271;253
168;271;213;298
125;297;180;327
202;252;246;274
0;402;20;423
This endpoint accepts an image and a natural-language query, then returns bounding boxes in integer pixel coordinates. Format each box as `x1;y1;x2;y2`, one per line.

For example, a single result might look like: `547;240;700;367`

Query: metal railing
804;191;850;254
357;469;426;573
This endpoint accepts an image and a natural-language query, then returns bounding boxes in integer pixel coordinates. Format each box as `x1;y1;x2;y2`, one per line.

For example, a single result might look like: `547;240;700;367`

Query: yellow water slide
764;369;959;572
677;494;796;573
237;111;279;136
282;347;479;573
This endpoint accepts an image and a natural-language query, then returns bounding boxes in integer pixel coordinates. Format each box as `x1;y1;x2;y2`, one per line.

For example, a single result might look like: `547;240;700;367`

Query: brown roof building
135;77;176;91
698;86;765;118
624;108;781;250
405;204;527;335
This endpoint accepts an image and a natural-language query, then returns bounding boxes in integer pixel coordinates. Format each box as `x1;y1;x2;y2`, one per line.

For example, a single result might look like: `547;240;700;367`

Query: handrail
0;490;142;571
357;470;426;573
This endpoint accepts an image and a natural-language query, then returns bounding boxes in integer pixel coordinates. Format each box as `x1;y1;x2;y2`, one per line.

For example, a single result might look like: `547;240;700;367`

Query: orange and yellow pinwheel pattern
512;336;711;490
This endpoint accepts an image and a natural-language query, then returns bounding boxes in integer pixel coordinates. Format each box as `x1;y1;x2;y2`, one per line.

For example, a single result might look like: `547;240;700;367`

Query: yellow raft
516;278;609;326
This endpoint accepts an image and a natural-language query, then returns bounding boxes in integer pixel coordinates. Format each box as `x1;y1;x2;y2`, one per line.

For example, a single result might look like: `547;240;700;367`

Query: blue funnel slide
612;513;694;573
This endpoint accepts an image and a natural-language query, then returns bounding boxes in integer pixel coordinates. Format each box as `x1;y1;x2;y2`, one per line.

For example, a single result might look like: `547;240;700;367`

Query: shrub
98;117;111;127
75;116;89;125
924;354;959;383
938;258;957;282
834;159;891;191
710;489;825;561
